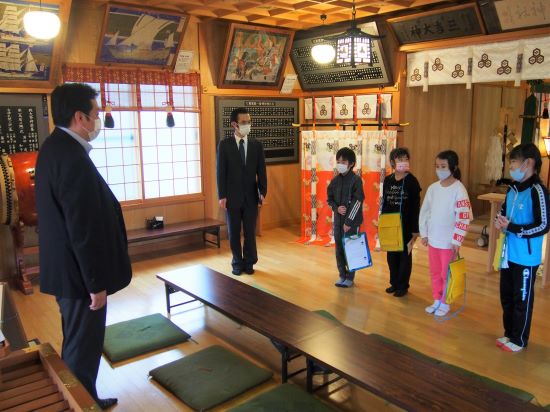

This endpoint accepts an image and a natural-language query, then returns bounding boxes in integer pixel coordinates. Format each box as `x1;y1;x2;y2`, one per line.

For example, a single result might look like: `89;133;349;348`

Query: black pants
387;249;413;291
500;262;537;347
227;204;258;270
334;217;358;280
57;297;106;401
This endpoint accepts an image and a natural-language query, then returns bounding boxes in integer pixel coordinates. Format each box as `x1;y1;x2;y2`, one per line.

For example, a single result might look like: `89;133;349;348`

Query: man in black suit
217;107;267;275
35;83;132;410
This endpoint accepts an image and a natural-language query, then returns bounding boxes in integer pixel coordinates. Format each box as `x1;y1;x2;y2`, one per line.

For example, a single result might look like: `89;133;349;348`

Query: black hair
509;143;542;175
389;147;410;163
336;147;356;169
230;107;249;124
51;83;98;127
436;150;461;180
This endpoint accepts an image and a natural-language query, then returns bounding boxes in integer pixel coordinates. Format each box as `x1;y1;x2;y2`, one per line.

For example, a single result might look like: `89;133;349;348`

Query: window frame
69;76;203;207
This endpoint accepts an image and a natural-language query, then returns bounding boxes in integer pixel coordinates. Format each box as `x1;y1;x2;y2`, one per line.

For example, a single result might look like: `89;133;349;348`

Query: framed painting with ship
0;0;67;89
97;4;188;68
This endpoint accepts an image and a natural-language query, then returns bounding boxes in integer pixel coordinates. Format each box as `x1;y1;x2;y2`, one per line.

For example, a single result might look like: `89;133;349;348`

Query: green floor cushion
103;313;191;363
369;334;439;366
370;334;535;403
149;345;273;411
313;310;341;324
440;362;535;403
229;383;337;412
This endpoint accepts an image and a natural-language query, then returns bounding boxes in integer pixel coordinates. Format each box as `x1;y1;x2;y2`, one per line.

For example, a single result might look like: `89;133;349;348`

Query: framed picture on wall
97;4;188;68
218;23;294;90
477;0;550;34
0;0;69;89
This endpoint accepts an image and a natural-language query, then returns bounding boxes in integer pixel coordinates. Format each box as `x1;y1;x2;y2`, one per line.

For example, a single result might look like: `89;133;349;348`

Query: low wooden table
156;265;338;382
156;265;545;411
127;218;224;249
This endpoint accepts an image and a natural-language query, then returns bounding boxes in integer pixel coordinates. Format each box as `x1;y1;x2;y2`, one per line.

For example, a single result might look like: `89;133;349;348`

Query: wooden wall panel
468;85;502;217
402;85;473;201
468;85;527;217
199;21;302;230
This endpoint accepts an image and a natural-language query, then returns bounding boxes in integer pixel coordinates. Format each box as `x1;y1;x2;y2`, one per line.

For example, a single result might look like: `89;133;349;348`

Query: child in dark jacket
495;143;549;352
382;148;422;297
327;147;365;288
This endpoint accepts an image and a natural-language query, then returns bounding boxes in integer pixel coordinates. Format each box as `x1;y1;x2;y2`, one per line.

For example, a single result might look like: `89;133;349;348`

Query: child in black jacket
327;147;365;288
382;148;421;297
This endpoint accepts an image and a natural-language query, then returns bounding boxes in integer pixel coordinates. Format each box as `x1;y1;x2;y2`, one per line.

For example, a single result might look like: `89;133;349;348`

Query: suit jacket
35;128;132;299
217;136;267;209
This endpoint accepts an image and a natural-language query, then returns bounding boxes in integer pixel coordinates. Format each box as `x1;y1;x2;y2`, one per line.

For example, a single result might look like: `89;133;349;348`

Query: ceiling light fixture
311;15;336;65
335;0;381;68
23;0;61;40
310;2;382;68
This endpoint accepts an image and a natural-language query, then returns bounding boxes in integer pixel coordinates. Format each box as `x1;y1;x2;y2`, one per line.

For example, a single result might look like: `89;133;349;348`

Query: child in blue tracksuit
495;143;549;352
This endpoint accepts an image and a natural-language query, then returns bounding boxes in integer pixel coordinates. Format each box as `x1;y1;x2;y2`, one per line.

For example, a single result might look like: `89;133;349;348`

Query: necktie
239;138;245;166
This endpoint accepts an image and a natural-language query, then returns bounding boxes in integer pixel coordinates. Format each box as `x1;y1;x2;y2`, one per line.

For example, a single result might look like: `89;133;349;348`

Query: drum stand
11;224;39;295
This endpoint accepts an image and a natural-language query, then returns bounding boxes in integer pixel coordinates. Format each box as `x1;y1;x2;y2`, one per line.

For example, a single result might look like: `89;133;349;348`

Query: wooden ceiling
88;0;454;30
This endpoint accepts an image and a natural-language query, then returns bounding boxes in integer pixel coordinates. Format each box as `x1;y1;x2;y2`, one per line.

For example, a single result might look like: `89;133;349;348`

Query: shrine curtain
297;129;396;248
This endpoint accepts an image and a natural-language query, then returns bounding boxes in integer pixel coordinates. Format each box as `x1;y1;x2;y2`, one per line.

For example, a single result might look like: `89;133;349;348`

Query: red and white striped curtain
297;129;396;248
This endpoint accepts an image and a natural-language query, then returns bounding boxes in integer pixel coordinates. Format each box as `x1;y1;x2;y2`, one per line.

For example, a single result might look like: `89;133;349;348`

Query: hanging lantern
335;17;374;67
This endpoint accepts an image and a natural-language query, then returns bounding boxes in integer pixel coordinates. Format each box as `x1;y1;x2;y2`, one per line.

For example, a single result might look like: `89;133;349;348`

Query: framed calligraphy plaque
388;4;485;45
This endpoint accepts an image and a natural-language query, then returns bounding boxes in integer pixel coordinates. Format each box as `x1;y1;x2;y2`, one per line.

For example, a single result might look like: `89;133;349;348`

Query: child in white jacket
419;150;472;316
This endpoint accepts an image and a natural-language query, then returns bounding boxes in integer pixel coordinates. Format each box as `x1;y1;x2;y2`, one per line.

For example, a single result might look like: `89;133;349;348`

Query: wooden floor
11;225;550;411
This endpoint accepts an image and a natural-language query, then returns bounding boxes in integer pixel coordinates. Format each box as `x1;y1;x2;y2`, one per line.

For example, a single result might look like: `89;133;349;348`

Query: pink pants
428;246;455;301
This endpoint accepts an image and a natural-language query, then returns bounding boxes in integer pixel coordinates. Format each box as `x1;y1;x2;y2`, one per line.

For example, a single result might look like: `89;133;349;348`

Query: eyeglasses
82;112;99;121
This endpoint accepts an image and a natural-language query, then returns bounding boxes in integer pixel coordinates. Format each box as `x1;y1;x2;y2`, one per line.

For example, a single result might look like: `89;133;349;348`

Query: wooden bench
127;218;224;249
156;265;544;412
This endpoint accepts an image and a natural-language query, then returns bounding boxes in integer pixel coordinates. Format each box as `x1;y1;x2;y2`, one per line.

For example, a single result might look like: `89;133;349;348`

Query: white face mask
436;169;451;181
336;163;349;174
239;124;251;136
395;161;410;173
83;116;102;142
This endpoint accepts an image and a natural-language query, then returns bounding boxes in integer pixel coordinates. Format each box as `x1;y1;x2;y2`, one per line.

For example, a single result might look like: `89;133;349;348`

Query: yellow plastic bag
445;257;466;304
493;232;506;271
378;213;403;252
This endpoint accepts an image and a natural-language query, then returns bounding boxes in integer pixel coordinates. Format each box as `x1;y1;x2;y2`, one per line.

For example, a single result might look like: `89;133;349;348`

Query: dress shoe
244;267;254;275
385;286;396;294
231;268;242;276
96;398;118;410
393;289;408;297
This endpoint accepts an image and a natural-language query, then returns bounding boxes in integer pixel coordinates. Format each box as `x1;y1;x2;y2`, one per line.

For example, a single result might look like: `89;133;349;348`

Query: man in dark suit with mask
217;107;267;275
35;83;132;410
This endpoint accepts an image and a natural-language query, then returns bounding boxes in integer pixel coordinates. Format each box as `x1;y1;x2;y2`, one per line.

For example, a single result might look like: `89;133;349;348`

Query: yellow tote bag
445;257;466;304
378;213;404;252
493;232;506;271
